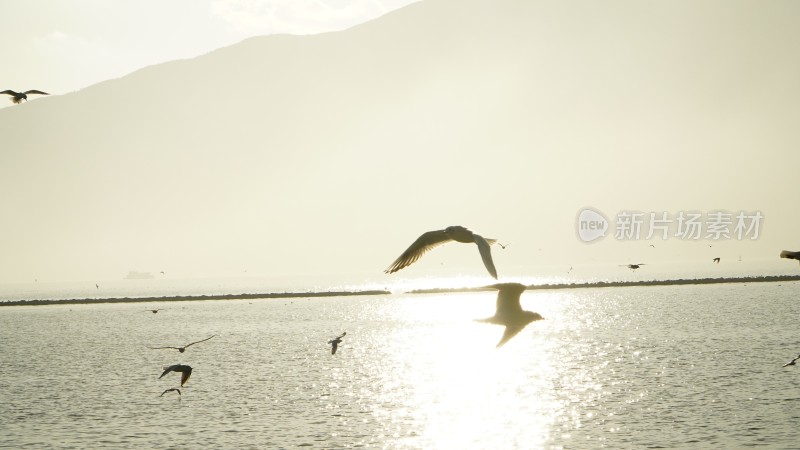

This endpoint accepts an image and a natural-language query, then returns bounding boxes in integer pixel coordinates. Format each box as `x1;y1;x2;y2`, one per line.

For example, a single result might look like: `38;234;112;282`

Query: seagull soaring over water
328;332;346;355
385;226;498;278
783;354;800;367
621;263;645;271
1;89;49;104
144;309;165;314
476;283;543;348
159;364;193;386
160;388;181;397
150;335;217;353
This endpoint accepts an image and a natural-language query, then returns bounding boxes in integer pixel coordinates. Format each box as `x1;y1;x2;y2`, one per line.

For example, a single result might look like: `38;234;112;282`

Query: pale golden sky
1;0;799;283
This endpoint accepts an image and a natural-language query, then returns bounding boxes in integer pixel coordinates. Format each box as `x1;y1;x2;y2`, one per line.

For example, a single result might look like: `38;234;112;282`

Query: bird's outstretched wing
783;355;800;367
331;342;339;355
496;325;526;348
473;234;498;279
0;90;20;96
184;334;217;348
385;230;452;274
780;250;800;261
494;283;525;316
159;365;177;379
23;90;49;95
180;369;192;386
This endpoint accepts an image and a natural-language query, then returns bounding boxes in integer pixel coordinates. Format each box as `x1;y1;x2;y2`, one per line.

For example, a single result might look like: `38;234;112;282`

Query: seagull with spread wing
1;89;49;104
328;332;346;355
159;364;193;386
150;335;217;353
476;283;543;348
783;354;800;368
159;388;181;397
385;226;498;278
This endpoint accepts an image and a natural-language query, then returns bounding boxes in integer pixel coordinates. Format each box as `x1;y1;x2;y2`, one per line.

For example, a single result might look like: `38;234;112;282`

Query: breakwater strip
2;275;798;306
409;275;800;294
0;290;391;307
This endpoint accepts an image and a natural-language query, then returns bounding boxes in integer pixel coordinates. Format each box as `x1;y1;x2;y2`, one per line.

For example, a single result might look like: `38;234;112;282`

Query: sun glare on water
363;290;566;448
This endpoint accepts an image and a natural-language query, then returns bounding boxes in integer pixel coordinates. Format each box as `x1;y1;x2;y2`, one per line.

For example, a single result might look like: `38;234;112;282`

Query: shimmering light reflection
367;291;566;448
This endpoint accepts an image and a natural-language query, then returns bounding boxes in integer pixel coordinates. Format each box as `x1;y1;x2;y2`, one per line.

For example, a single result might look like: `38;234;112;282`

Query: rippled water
1;282;799;448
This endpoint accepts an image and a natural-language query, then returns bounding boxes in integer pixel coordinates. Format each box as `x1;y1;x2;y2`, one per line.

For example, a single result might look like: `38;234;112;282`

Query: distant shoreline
1;275;797;307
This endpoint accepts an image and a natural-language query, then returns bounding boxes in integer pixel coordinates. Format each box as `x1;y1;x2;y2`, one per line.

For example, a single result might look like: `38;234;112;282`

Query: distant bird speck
328;332;346;355
621;264;645;271
498;242;510;249
385;226;499;279
713;257;720;263
159;365;193;386
476;283;543;348
1;89;49;104
145;309;165;314
150;335;217;353
160;388;181;397
783;355;799;367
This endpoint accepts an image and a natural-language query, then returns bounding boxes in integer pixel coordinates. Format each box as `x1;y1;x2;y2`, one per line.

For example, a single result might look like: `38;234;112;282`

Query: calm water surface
1;282;799;449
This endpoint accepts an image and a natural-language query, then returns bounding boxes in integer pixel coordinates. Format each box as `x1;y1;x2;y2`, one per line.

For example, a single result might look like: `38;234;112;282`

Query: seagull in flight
780;250;800;265
144;309;166;314
475;283;543;348
328;332;346;355
385;226;498;279
783;354;800;367
712;257;720;263
1;89;49;104
160;388;181;397
159;365;193;386
621;263;645;271
498;242;510;250
150;335;217;353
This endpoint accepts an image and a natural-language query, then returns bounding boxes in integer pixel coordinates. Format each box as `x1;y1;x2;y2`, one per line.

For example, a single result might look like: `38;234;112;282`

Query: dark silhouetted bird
328;332;346;355
498;242;510;249
160;388;181;397
1;89;49;104
385;226;498;278
780;250;800;265
150;335;217;353
476;283;543;348
159;365;193;386
713;257;720;263
144;309;165;314
783;355;800;367
621;263;645;271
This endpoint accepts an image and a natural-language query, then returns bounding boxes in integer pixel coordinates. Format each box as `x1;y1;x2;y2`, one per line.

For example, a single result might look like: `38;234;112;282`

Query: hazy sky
0;0;416;109
1;0;799;285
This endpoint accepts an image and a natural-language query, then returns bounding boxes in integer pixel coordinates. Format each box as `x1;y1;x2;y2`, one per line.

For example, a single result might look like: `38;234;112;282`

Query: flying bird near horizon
780;250;800;265
783;355;799;367
144;309;165;314
621;263;645;271
476;283;543;348
160;388;181;397
150;335;217;353
328;332;346;355
385;226;499;279
159;364;193;386
713;257;720;263
1;89;49;104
